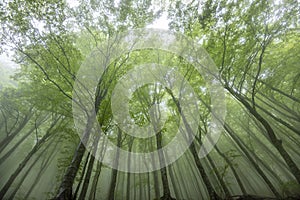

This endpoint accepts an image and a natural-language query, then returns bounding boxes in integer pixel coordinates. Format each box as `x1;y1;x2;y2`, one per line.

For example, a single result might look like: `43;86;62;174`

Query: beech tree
0;0;299;200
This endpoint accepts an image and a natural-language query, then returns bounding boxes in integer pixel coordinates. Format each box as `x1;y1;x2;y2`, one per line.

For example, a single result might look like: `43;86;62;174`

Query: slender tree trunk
149;137;161;199
0;117;60;199
0;126;36;164
78;154;94;200
78;131;101;200
156;130;174;200
147;172;151;200
153;169;161;199
0;112;32;154
55;114;96;200
88;161;102;200
73;152;90;199
126;138;134;200
0;114;47;164
256;93;300;121
206;153;231;197
167;164;180;199
10;138;58;200
55;141;86;200
166;87;220;199
255;102;300;135
258;79;300;103
189;141;221;200
194;131;231;198
238;117;292;183
214;145;247;195
55;78;108;200
223;122;281;198
245;95;300;135
225;85;300;184
88;138;107;200
108;128;122;200
24;141;58;199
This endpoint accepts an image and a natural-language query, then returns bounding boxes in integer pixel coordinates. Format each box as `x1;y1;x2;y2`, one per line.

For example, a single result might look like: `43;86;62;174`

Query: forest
0;0;299;199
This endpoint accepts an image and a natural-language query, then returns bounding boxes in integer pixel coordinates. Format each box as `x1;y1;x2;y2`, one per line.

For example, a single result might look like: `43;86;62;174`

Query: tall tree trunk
126;137;134;200
78;131;101;200
0;126;36;164
73;152;90;199
214;145;247;195
88;161;102;200
0;112;32;154
55;114;96;200
77;154;94;200
254;101;300;135
206;153;231;197
147;172;151;200
88;138;108;200
166;87;220;199
55;141;86;200
153;169;161;199
0;113;47;164
167;164;180;199
256;92;300;121
9;138;58;200
189;141;221;200
225;85;300;184
0;117;60;199
55;77;108;200
223;122;281;198
108;128;122;200
24;141;58;199
149;137;161;199
156;130;174;200
258;79;300;103
194;130;231;198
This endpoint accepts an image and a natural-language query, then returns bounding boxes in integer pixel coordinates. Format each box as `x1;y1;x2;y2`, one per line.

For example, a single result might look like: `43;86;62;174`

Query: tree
1;0;300;199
